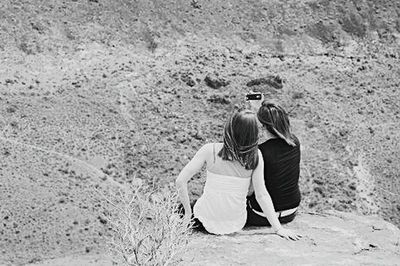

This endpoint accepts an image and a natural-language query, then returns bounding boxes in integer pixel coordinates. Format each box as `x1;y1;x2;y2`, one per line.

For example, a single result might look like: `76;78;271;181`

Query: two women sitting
176;100;301;239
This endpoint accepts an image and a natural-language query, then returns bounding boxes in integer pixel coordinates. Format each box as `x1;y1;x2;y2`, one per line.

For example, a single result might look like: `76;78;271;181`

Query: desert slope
0;0;399;264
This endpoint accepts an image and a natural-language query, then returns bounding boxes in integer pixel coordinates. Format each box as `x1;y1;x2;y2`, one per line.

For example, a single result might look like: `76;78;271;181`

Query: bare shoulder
197;143;213;155
200;142;221;151
215;142;223;147
198;142;223;156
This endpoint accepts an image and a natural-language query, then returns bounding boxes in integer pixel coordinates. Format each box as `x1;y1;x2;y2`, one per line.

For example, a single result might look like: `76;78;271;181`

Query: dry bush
100;184;192;266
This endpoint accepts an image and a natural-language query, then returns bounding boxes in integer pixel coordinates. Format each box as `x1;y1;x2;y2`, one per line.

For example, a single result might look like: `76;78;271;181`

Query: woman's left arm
252;150;302;240
175;144;210;223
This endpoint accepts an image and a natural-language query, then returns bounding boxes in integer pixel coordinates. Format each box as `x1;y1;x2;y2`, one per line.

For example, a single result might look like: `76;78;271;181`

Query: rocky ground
22;211;400;266
0;0;399;264
185;211;400;265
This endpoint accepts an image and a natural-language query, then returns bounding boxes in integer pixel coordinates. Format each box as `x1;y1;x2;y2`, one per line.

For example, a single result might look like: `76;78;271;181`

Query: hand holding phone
246;92;264;112
246;93;262;101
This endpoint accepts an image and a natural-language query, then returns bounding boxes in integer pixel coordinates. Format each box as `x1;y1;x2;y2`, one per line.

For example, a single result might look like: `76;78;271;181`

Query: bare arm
252;150;301;240
252;151;282;231
175;144;210;221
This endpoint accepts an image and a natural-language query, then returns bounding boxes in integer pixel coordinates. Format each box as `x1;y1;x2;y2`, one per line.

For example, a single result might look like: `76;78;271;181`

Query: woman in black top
246;102;301;226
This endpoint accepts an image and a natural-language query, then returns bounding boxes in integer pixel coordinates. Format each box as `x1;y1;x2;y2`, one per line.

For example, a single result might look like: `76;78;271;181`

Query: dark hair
218;110;259;170
257;102;296;146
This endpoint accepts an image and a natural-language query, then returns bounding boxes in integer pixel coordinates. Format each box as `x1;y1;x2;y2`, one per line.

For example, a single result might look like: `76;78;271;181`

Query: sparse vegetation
0;0;399;264
100;185;192;266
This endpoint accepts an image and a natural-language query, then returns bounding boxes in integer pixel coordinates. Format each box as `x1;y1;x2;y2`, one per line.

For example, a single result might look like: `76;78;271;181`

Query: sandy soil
0;0;399;264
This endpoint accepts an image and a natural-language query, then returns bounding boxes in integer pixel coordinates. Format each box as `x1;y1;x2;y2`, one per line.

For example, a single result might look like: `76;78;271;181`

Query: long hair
218;110;259;170
257;102;296;146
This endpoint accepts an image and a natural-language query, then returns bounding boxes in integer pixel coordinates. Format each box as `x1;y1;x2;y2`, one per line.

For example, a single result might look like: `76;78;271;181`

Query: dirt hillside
0;0;399;264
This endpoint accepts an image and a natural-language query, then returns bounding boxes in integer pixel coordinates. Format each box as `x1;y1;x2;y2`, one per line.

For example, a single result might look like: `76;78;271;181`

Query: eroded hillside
0;0;399;264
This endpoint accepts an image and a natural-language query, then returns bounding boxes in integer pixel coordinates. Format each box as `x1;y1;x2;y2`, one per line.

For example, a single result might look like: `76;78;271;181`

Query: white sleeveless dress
193;170;251;235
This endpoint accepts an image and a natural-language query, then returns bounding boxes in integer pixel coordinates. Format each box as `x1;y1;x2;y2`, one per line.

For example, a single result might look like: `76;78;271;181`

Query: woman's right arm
252;150;302;240
175;144;210;223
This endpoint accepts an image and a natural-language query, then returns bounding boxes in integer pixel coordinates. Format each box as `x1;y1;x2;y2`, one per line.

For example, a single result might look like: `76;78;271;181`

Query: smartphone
246;93;262;101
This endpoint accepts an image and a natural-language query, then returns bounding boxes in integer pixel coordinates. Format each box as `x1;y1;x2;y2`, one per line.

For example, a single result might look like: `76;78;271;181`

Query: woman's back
260;137;300;211
247;137;300;214
206;143;253;178
193;143;252;234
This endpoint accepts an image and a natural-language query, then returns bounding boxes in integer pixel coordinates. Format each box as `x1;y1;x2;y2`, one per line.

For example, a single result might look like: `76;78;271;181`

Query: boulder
204;74;230;89
246;75;284;89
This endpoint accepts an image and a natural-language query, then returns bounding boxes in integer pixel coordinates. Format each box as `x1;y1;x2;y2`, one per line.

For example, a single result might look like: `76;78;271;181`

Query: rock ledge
184;210;400;265
23;211;400;266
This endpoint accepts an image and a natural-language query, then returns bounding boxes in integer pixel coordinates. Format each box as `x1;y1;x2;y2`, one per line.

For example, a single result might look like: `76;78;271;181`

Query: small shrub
101;184;192;266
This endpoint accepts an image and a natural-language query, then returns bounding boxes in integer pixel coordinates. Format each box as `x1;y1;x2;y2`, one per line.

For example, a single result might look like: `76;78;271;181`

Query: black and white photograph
0;0;399;265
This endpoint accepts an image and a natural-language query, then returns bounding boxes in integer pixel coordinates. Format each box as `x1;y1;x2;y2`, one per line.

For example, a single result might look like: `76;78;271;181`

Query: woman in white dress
176;110;301;239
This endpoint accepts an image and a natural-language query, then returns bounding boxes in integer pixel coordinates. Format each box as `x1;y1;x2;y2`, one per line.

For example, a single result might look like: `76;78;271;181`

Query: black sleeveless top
248;136;301;212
